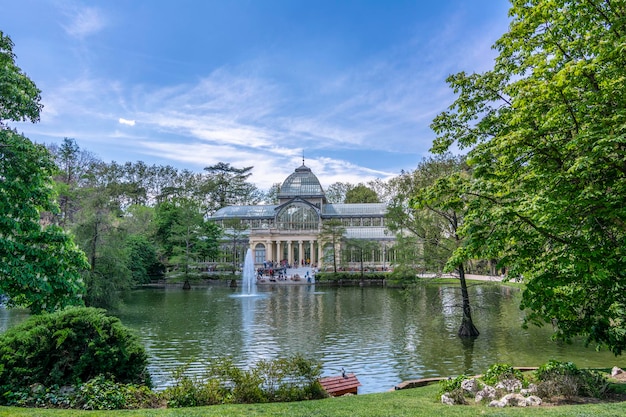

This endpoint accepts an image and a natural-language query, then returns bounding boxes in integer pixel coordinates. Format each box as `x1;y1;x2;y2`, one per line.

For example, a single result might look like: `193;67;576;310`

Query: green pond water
1;283;623;393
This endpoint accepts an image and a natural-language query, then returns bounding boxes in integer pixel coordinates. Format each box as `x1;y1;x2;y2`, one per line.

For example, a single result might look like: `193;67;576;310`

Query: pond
2;283;623;393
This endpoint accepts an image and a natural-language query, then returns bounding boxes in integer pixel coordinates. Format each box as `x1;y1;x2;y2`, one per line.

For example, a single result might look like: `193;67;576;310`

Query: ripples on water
111;284;623;393
3;284;621;394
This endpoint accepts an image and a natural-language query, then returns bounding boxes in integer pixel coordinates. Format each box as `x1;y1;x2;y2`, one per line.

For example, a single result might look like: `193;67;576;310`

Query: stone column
265;240;272;262
317;240;323;268
298;240;303;267
309;239;315;265
287;240;293;266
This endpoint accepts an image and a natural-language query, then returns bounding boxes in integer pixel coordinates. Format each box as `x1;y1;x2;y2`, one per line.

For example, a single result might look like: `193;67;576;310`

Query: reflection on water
3;284;623;393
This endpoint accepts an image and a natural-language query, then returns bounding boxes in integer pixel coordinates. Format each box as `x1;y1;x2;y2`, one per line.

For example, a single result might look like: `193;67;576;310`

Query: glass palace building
210;163;395;270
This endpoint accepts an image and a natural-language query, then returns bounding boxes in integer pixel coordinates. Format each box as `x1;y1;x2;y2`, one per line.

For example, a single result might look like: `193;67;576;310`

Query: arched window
254;244;266;264
276;203;319;230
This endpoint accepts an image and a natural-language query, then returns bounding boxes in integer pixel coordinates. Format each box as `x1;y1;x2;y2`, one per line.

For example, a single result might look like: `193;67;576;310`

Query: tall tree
325;182;353;204
48;138;99;226
387;154;479;337
72;192;132;308
221;218;249;275
345;183;380;204
431;1;626;353
318;219;346;273
0;31;42;123
343;238;379;285
155;199;220;287
202;163;260;214
0;31;87;313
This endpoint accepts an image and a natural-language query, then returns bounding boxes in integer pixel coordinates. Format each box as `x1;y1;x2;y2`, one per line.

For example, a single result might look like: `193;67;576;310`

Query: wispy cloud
118;118;135;126
59;3;107;39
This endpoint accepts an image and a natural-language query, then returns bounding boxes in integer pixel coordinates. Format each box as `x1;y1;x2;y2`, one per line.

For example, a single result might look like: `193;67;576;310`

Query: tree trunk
457;263;479;337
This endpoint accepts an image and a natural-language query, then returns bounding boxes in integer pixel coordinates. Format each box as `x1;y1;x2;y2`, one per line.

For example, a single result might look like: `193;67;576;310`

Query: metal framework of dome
278;163;325;198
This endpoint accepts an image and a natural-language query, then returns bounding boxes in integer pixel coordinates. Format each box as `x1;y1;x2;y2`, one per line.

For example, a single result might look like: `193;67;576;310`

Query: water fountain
241;248;257;295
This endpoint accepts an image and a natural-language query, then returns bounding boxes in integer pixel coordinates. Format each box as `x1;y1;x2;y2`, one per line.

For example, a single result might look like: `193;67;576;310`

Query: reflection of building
210;163;395;269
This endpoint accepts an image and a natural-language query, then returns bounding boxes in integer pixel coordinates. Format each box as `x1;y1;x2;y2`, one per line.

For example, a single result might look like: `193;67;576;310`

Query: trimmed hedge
0;307;151;399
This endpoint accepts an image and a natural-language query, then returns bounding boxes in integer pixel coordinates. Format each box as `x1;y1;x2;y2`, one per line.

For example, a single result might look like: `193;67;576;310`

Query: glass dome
278;163;325;198
276;202;320;230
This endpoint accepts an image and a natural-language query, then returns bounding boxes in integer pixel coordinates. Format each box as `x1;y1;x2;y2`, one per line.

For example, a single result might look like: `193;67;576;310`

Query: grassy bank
2;383;625;417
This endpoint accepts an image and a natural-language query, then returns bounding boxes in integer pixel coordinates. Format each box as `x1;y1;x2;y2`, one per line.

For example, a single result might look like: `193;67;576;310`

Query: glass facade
276;202;320;230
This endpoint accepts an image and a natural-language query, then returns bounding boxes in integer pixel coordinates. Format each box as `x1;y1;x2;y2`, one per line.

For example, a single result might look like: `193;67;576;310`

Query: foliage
125;234;163;284
343;238;380;282
202;162;260;215
72;192;133;308
430;1;626;354
0;31;88;313
155;199;221;281
73;376;160;410
389;154;479;337
0;31;42;123
325;182;353;204
316;271;388;282
163;355;326;407
318;219;346;274
2;381;626;416
218;218;248;275
344;184;380;203
534;360;609;399
438;374;468;396
3;377;160;410
0;307;151;399
482;363;524;387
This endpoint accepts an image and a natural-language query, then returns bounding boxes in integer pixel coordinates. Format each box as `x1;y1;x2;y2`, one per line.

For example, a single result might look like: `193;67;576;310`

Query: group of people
255;263;317;284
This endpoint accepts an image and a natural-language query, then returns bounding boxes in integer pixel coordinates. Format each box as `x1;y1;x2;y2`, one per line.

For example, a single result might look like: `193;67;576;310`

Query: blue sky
2;0;511;190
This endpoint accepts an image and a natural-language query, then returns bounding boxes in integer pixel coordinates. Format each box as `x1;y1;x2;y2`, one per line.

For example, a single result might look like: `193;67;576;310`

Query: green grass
2;383;625;417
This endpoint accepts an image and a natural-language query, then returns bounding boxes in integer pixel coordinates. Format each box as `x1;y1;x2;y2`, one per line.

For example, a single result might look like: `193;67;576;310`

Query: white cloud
61;4;106;39
118;118;135;126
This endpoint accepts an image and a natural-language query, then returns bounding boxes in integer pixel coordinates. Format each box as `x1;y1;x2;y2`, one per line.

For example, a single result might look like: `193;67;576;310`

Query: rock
475;385;497;402
611;366;624;376
441;393;456;406
520;383;537;396
525;395;542;406
495;378;522;392
501;393;528;407
461;378;480;395
488;399;506;407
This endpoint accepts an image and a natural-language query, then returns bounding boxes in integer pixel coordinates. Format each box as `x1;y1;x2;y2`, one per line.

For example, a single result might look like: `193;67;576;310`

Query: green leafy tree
345;183;380;203
431;1;626;352
0;31;87;313
325;182;353;204
221;218;249;275
202;163;261;214
48;137;100;226
318;219;346;273
73;192;132;308
263;182;281;204
409;156;479;338
155;199;221;286
343;238;379;284
0;31;42;123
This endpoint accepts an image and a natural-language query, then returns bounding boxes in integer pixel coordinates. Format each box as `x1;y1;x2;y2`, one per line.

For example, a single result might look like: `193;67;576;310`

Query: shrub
0;306;151;401
438;374;468;396
3;377;161;410
534;360;610;399
74;376;161;410
482;363;524;386
164;355;326;407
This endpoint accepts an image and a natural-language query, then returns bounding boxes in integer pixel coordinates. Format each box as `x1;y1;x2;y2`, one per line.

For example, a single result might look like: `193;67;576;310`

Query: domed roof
278;163;325;198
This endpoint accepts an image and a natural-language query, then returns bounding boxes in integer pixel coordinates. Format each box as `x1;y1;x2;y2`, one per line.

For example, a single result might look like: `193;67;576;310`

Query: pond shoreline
138;273;504;290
